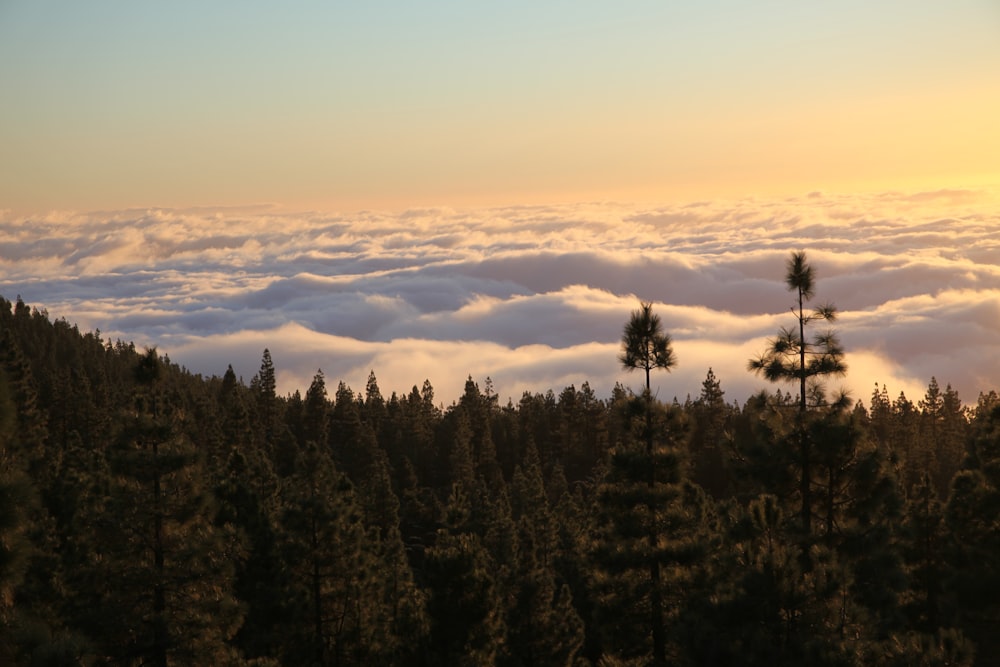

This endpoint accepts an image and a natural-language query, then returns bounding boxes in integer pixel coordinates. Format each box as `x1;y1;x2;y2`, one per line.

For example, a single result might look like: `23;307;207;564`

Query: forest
1;252;999;666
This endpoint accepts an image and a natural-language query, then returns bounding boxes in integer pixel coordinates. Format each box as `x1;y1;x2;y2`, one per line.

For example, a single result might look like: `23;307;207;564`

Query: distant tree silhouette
613;301;677;665
619;302;676;396
748;251;847;412
748;251;847;534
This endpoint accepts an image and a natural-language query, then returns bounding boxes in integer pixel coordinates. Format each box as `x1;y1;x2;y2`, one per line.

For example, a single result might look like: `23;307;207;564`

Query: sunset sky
2;2;1000;405
2;1;998;213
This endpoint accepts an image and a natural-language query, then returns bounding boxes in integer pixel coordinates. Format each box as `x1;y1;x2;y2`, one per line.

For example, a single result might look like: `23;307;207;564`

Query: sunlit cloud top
4;188;1000;407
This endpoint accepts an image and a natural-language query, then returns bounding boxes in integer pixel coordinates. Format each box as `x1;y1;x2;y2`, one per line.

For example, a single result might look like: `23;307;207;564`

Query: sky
2;2;1000;406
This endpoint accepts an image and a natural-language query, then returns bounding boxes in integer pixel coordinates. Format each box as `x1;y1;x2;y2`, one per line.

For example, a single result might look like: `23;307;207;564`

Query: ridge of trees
0;273;995;665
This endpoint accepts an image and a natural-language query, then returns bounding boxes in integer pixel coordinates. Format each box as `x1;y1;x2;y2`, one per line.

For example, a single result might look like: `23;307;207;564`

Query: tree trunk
152;437;168;667
312;515;326;667
797;287;811;535
645;374;666;665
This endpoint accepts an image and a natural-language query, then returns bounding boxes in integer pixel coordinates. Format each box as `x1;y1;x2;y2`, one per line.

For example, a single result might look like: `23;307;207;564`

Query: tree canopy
0;288;993;667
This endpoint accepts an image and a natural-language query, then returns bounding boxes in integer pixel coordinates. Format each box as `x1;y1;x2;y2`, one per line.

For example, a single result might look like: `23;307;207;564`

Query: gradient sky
2;1;999;214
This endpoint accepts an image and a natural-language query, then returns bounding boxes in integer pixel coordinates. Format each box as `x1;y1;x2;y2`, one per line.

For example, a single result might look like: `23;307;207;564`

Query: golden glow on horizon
1;2;998;217
4;79;997;218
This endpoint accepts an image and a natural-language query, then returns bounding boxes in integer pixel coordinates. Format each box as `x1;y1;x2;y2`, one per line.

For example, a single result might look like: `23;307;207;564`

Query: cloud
3;188;999;407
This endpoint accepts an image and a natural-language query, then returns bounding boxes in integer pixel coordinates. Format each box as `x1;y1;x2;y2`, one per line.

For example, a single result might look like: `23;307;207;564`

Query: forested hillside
1;287;999;666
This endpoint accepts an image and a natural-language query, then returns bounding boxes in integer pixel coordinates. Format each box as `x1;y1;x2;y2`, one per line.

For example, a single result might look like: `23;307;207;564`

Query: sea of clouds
3;188;999;408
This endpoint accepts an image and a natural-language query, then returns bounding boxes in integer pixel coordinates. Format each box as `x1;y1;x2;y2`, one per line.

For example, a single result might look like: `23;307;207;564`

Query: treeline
1;291;999;666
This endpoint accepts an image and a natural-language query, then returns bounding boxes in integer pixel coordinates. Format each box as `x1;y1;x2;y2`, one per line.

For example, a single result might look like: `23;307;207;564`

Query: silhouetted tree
748;251;847;533
598;301;678;665
688;368;734;497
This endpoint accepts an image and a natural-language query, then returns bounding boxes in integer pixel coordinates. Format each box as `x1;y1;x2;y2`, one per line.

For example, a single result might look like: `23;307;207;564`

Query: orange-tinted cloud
3;188;998;406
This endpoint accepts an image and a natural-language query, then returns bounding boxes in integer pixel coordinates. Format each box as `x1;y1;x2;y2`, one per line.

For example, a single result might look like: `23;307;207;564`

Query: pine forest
2;252;999;666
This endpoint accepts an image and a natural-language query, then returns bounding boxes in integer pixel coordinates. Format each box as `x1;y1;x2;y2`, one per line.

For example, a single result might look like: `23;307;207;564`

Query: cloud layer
4;188;1000;407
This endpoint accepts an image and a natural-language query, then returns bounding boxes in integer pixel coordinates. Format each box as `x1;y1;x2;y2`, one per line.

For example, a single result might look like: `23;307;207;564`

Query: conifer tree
211;365;257;478
250;348;288;466
891;391;922;492
214;447;289;662
688;368;733;497
917;379;968;496
301;371;330;450
280;440;376;666
392;385;442;562
422;532;505;667
515;391;559;482
703;493;870;666
93;349;243;665
748;251;847;534
444;408;478;494
815;405;909;644
729;396;917;660
360;447;429;667
398;381;440;486
727;391;801;508
504;441;584;666
0;369;37;662
899;474;950;635
363;370;387;432
944;399;1000;660
455;377;504;488
557;382;610;486
331;380;380;487
622;301;674;664
591;302;689;665
0;328;50;486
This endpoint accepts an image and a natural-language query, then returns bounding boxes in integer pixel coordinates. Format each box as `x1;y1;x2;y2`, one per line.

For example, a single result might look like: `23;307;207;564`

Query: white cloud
3;187;1000;407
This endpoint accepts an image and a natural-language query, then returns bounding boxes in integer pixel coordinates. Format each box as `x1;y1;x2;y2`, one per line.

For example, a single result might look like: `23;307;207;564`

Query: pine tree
454;377;503;488
280;439;402;666
455;404;482;487
212;365;257;476
250;348;288;468
331;381;380;487
707;492;879;666
301;371;330;449
557;382;610;487
607;301;677;665
727;391;801;507
362;370;387;433
944;400;1000;661
92;349;243;665
688;368;733;497
360;448;429;667
214;447;289;661
0;368;38;662
748;250;848;534
892;391;922;493
728;397;915;661
816;406;909;643
899;474;950;635
593;374;712;663
392;385;442;568
869;384;893;443
422;532;505;667
503;441;584;666
396;381;440;488
0;328;50;487
890;378;969;498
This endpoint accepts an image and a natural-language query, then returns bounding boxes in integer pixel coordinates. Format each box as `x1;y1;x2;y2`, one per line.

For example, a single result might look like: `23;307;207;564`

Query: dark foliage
0;293;993;666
